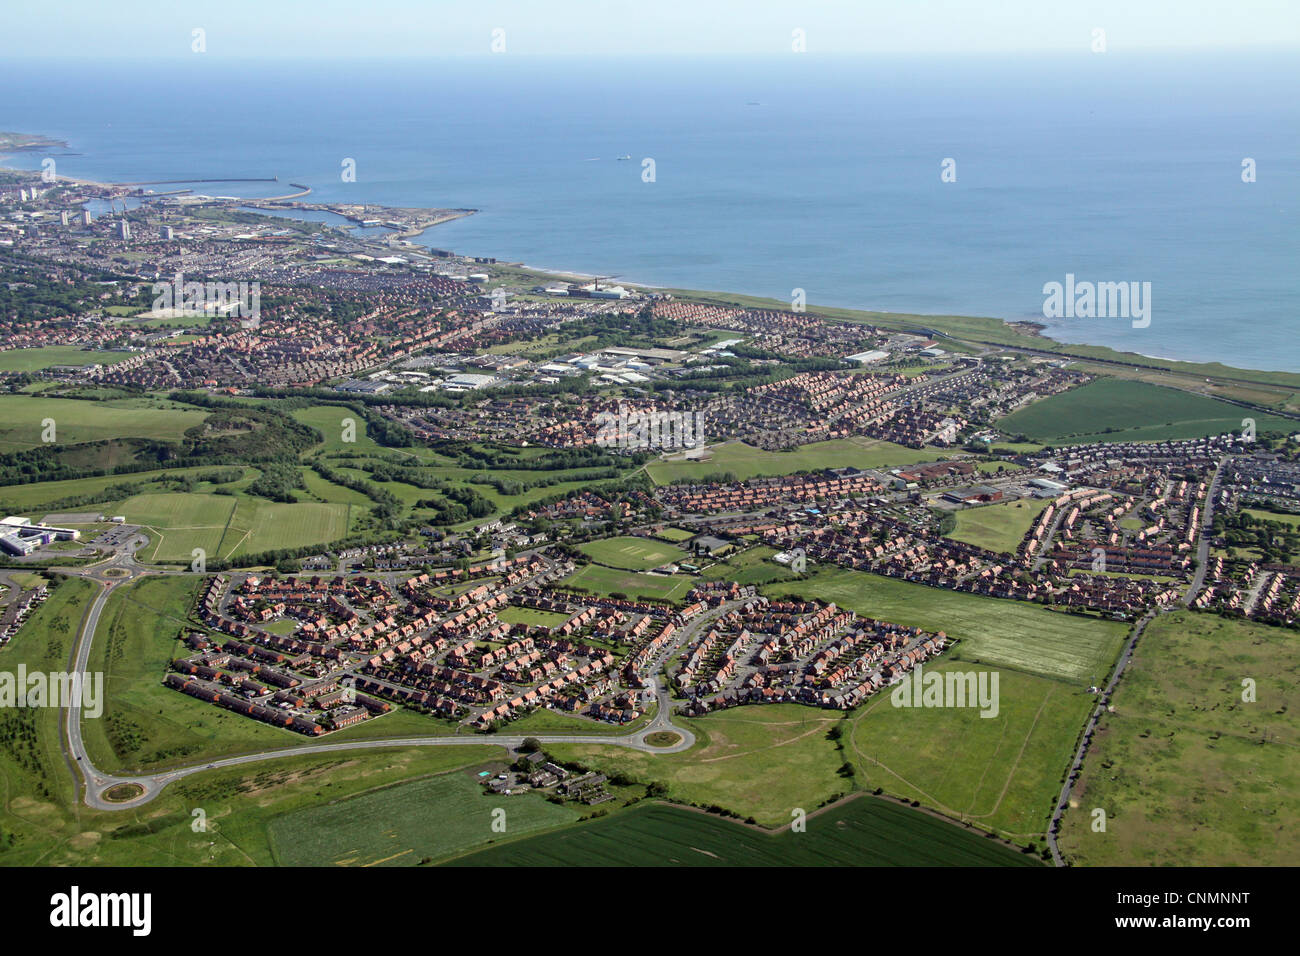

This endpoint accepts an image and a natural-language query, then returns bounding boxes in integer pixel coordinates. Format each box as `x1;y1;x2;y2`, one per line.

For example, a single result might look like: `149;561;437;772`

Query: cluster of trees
247;461;306;503
1215;509;1298;564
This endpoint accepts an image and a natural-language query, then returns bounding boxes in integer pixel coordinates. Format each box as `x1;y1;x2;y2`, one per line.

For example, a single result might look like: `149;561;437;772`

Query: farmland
763;568;1129;685
996;378;1293;444
1058;612;1299;866
269;768;579;866
447;797;1041;867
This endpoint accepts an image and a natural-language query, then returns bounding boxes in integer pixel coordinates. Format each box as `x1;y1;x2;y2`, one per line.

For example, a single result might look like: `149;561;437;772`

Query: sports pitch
578;535;688;570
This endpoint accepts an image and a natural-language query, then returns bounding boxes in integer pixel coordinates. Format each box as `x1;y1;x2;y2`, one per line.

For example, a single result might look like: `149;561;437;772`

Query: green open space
0;347;132;374
1058;612;1299;866
0;394;207;450
577;535;687;570
494;605;571;628
548;704;847;827
996;378;1293;445
646;437;942;485
945;497;1050;555
268;767;579;866
847;662;1092;841
560;563;695;603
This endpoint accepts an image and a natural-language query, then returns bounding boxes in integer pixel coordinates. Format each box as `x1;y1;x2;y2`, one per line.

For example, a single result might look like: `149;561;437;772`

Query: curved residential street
61;559;700;812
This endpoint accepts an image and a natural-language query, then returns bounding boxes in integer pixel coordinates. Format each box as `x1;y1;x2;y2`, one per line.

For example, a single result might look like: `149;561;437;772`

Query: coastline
5;154;1298;392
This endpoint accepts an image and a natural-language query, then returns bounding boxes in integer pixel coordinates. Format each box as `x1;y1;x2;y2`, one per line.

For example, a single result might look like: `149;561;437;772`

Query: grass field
946;497;1050;554
495;605;571;628
0;467;216;514
0;394;206;450
448;797;1040;866
577;535;688;570
549;704;847;826
847;662;1092;841
292;404;387;455
268;768;579;866
700;545;801;585
117;492;235;563
646;436;942;484
763;568;1129;685
1058;612;1299;866
507;706;652;737
997;378;1294;444
116;491;350;562
220;496;350;557
0;739;500;866
560;563;695;602
1244;508;1300;530
0;346;132;373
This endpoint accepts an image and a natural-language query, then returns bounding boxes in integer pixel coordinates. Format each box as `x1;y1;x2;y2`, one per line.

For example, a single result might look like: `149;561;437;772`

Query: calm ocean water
1;53;1296;371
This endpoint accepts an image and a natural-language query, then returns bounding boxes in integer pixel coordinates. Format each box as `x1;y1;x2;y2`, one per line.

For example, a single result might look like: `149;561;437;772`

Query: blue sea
1;53;1296;371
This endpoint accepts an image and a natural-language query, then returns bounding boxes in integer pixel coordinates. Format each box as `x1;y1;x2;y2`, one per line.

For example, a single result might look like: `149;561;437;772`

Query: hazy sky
5;0;1298;58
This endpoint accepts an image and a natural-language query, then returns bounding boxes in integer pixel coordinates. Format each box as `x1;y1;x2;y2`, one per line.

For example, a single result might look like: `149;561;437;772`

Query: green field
221;496;351;557
1059;612;1299;866
848;662;1092;841
549;704;847;826
1243;508;1300;530
0;347;132;373
646;437;942;484
0;467;218;514
946;497;1050;554
700;545;801;585
269;768;579;866
561;563;695;602
0;394;207;450
495;605;571;628
117;492;235;563
449;797;1040;866
578;535;688;570
117;491;350;562
652;526;696;542
0;736;500;866
292;404;388;455
997;378;1294;444
764;568;1129;684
